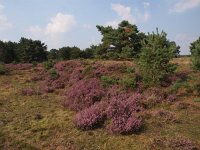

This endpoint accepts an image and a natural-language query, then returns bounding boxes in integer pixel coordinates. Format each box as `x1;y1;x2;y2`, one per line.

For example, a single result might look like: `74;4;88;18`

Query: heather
1;58;200;149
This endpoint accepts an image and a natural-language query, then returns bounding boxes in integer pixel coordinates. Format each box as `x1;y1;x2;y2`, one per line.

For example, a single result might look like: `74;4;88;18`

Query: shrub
190;36;200;71
168;136;199;150
109;114;142;134
0;63;7;75
153;109;177;123
166;94;177;103
170;79;191;94
74;102;106;130
119;75;137;89
66;78;105;111
137;29;179;85
106;93;143;134
43;60;55;70
69;67;84;85
152;136;198;150
100;76;118;87
126;67;135;74
21;88;38;96
48;68;60;80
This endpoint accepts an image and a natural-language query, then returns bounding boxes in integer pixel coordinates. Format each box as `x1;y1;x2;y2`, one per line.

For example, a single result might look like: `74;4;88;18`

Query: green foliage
0;63;7;75
170;79;191;93
17;37;47;63
137;29;179;85
82;46;95;59
47;49;59;60
119;75;137;89
190;36;200;71
126;67;135;74
96;20;145;59
56;46;82;60
0;41;18;63
43;60;55;70
100;76;118;86
48;68;60;80
32;61;37;67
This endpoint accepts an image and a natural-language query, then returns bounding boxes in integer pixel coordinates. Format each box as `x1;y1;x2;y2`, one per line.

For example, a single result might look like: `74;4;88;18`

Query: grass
0;58;200;150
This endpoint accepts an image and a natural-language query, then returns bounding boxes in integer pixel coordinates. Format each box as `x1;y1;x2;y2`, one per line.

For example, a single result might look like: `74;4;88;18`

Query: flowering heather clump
6;63;33;71
31;70;47;81
66;78;105;111
54;60;84;72
153;109;177;122
168;136;199;150
92;63;108;77
43;86;55;93
74;102;106;130
166;94;177;103
106;93;143;134
21;88;37;96
109;113;142;134
69;67;84;85
52;80;65;89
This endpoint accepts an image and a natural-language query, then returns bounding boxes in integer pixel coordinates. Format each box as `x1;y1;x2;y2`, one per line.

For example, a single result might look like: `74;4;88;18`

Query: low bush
21;88;39;96
74;102;106;130
66;78;105;111
43;60;55;70
100;76;118;87
190;36;200;71
119;75;137;89
126;67;135;74
48;68;60;80
106;93;143;134
170;79;192;94
153;109;177;123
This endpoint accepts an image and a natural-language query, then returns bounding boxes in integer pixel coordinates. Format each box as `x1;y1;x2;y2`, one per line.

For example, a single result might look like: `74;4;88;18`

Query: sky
0;0;200;54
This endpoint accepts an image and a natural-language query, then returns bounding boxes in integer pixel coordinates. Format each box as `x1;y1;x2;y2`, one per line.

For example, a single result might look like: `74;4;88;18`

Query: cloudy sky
0;0;199;54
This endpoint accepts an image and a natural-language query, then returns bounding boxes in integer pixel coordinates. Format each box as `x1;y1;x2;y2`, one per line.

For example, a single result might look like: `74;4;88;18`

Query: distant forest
0;20;191;64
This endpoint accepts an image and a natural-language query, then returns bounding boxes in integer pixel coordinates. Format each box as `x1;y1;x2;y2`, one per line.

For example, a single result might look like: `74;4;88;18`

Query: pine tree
137;29;180;85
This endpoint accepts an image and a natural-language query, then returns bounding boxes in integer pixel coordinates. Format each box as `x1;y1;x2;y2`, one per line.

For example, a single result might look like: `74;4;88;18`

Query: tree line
0;21;199;66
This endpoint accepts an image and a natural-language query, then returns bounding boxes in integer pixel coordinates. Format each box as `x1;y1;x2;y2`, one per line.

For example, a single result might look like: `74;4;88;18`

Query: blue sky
0;0;200;54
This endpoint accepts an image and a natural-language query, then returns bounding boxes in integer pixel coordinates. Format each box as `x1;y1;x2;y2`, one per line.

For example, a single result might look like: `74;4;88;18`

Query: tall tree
96;20;145;59
17;37;47;62
0;41;17;63
190;36;200;71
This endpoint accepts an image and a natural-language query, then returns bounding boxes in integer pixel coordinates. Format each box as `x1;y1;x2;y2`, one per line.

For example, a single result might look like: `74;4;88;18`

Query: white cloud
0;4;12;31
111;3;136;23
107;3;150;28
0;4;5;12
143;2;150;8
46;13;76;34
170;0;200;13
27;12;76;48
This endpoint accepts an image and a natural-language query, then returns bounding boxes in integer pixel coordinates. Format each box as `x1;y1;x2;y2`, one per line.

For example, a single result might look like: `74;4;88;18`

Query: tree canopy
96;20;146;59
